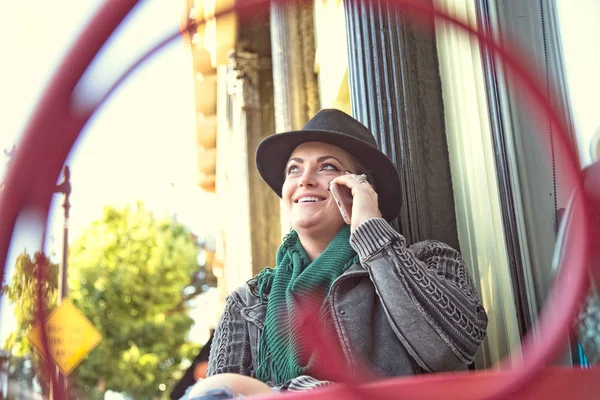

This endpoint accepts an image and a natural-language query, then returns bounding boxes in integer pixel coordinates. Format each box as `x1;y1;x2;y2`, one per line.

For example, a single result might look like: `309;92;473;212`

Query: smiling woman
178;109;488;399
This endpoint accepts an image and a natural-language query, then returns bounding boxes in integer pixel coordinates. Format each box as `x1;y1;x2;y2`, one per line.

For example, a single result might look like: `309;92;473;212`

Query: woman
182;109;488;399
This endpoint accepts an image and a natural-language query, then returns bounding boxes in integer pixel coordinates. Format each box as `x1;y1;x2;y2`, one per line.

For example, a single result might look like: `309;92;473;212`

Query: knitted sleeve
350;218;488;371
279;375;334;391
206;292;254;377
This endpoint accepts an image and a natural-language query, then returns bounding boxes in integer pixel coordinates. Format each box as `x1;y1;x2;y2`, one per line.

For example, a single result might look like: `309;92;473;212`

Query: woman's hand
330;172;382;233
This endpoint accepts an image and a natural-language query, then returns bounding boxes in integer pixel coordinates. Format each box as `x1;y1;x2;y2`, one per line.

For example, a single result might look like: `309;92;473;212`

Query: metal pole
54;166;71;399
55;166;71;301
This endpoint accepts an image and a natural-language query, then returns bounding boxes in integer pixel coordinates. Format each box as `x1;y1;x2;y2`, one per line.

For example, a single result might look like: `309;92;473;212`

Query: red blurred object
252;366;600;400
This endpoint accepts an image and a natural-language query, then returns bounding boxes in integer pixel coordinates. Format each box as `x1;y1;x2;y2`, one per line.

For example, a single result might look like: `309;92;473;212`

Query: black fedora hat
256;109;402;221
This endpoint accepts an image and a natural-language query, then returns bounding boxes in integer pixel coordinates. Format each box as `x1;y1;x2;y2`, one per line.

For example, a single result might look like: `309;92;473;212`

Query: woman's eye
321;163;340;171
287;165;300;175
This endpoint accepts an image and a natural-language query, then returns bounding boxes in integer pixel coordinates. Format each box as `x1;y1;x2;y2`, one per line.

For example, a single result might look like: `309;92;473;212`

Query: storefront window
436;0;594;368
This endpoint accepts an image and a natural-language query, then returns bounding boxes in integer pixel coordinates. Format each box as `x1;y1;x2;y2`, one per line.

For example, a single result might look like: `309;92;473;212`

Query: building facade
182;0;598;370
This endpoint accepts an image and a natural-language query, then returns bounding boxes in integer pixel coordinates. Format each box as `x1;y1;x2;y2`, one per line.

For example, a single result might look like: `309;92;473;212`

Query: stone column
270;0;320;237
344;0;459;249
270;0;320;132
224;51;281;284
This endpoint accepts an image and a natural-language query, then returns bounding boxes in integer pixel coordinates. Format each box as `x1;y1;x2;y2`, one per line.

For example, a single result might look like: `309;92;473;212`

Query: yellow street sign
27;299;102;376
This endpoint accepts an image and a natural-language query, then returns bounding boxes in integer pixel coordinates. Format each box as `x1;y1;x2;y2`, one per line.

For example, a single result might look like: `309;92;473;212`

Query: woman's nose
298;171;317;187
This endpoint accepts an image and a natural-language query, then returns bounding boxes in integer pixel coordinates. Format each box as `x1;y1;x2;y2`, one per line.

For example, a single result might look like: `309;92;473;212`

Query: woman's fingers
330;172;373;193
330;173;381;232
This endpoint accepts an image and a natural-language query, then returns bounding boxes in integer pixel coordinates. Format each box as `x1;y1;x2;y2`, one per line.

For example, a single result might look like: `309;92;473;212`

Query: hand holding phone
330;182;353;225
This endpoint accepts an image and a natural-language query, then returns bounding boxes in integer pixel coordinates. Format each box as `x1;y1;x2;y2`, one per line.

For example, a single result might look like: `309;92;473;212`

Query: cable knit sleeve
206;291;254;377
349;218;488;372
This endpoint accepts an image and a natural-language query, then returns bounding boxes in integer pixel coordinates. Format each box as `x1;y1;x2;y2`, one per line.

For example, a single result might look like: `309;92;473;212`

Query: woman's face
282;141;359;236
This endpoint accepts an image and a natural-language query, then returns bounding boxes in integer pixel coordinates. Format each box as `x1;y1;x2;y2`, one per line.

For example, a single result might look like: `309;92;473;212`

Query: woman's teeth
298;196;323;203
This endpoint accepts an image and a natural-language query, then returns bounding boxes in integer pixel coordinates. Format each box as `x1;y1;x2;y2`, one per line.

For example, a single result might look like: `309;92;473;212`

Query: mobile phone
330;183;353;224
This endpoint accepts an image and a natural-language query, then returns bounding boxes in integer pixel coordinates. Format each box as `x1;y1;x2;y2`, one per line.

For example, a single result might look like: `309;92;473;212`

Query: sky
0;0;220;349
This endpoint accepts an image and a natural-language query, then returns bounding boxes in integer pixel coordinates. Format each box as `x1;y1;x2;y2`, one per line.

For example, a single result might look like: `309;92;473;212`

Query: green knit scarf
254;225;359;385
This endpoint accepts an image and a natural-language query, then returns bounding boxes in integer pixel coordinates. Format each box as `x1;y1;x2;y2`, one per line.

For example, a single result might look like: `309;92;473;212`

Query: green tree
69;203;204;399
1;251;59;395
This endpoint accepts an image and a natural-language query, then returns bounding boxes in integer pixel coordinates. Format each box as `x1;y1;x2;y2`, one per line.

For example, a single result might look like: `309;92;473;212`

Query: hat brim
256;129;402;222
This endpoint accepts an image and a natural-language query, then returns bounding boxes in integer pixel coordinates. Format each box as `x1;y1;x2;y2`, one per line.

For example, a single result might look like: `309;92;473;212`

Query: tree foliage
68;203;203;399
1;251;59;395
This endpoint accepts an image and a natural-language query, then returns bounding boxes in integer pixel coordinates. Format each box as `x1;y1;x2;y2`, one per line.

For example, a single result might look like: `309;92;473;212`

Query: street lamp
53;166;71;398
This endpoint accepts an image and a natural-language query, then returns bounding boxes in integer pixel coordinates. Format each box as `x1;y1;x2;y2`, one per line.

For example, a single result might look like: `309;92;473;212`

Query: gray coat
206;218;488;386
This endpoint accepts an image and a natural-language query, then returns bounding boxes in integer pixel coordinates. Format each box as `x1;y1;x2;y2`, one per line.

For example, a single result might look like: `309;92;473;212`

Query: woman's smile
294;193;328;204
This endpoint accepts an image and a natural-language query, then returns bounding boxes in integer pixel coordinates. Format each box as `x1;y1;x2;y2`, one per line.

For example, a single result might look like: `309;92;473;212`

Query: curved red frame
0;0;593;399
